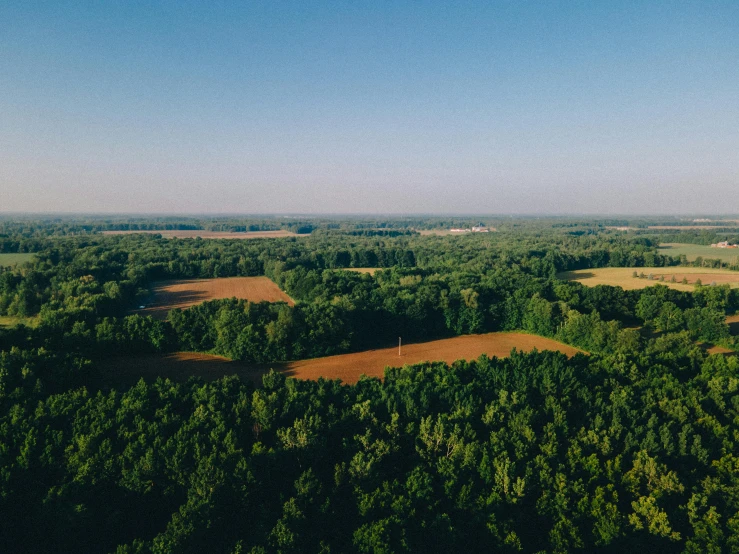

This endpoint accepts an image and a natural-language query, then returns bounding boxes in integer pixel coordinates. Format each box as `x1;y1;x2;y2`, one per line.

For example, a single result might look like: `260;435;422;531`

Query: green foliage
1;216;739;552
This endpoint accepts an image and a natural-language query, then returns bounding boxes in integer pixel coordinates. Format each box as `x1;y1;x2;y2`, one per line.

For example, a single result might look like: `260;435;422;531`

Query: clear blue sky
2;1;738;214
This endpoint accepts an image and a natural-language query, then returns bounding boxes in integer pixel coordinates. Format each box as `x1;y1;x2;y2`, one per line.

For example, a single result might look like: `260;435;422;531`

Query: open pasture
659;243;739;264
102;230;306;239
0;253;35;267
559;267;739;291
97;331;582;387
0;315;38;328
342;267;381;275
137;276;294;319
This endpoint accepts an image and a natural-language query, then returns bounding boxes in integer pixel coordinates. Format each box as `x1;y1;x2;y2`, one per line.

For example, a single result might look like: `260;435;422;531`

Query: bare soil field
102;230;307;239
136;276;294;319
706;344;735;355
559;267;739;292
97;332;583;388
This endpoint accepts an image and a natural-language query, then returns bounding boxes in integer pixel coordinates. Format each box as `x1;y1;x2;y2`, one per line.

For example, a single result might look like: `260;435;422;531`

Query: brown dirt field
102;230;307;239
136;277;294;319
96;332;583;388
96;352;265;388
706;345;735;355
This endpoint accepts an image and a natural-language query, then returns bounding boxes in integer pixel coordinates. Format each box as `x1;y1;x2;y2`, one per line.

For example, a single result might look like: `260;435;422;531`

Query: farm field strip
97;331;583;387
659;243;739;264
102;230;308;239
0;315;38;328
136;276;294;319
342;267;381;275
559;267;739;291
648;225;739;230
0;253;35;267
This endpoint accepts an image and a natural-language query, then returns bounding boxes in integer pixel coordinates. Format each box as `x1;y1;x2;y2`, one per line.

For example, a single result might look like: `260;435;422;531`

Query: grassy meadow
0;253;35;267
0;316;38;328
558;266;739;291
659;243;739;264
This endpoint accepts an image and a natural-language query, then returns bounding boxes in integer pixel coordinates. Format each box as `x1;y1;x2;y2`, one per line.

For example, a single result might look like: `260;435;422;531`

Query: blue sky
1;1;738;214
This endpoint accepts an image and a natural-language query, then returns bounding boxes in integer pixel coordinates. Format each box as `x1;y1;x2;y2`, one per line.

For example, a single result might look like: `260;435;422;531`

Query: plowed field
97;332;583;388
137;277;294;319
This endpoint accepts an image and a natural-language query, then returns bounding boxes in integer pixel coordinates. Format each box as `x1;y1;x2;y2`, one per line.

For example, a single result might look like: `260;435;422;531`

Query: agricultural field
342;267;381;275
0;253;35;267
648;225;739;230
418;228;496;236
0;315;38;328
102;230;307;239
136;276;294;319
559;266;739;291
97;331;582;387
659;242;739;264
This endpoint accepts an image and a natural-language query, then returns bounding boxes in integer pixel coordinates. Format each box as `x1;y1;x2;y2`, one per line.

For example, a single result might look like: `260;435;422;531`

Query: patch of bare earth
97;332;583;388
706;345;735;355
136;277;294;319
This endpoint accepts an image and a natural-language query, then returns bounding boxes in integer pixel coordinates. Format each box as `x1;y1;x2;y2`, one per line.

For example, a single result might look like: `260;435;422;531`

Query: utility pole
398;337;402;357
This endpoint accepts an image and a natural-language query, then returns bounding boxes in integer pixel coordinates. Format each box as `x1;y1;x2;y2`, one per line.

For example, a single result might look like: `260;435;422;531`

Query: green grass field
660;243;739;264
0;253;35;267
0;315;38;328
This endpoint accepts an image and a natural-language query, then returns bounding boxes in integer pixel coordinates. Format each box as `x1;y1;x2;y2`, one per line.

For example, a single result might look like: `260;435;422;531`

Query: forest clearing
559;266;739;291
102;229;306;239
343;267;381;275
97;331;583;387
136;276;294;319
728;314;739;335
0;253;35;267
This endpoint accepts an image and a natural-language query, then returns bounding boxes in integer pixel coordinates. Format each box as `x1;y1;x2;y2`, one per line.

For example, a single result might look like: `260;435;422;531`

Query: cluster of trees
1;227;737;366
2;343;739;552
1;217;739;552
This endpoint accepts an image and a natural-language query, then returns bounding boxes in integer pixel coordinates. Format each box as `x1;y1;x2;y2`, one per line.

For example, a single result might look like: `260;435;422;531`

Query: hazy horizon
2;2;738;214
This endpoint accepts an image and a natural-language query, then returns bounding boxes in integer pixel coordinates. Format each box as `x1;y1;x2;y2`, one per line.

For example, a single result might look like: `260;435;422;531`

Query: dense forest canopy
1;215;738;553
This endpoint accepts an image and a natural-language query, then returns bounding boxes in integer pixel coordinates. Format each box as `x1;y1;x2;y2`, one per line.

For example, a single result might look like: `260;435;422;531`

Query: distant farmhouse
450;224;492;234
710;241;739;248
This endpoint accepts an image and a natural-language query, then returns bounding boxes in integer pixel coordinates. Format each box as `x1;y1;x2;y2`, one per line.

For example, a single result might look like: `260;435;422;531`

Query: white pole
399;337;401;357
